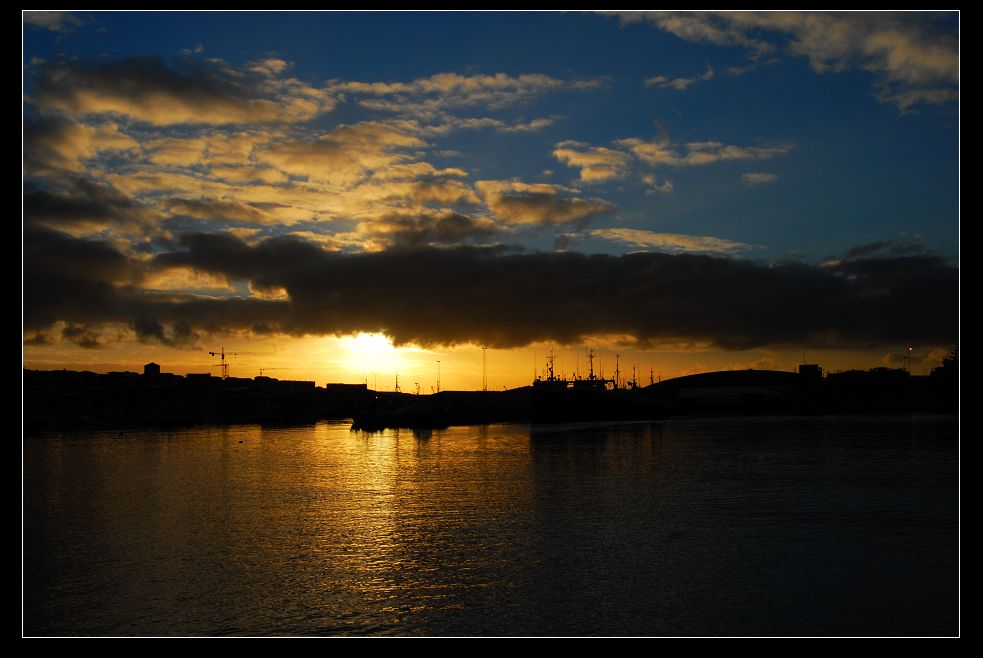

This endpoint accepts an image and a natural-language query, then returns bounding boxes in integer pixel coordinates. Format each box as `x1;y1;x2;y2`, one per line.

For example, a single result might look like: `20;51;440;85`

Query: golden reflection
298;424;532;622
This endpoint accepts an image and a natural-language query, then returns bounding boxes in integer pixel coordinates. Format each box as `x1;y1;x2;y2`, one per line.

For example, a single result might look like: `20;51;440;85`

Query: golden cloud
477;180;615;225
591;228;762;254
552;141;632;183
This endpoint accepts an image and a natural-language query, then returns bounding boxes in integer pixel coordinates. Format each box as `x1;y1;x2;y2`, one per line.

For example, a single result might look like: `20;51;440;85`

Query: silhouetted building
282;380;316;391
143;362;161;378
931;348;958;379
105;371;141;383
798;364;823;377
325;383;368;393
658;369;801;413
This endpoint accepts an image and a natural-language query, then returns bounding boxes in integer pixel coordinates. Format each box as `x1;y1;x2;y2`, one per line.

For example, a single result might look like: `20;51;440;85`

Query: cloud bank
25;229;957;351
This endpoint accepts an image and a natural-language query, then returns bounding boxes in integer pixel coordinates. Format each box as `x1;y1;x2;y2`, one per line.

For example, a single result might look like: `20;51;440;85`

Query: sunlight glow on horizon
332;332;429;382
23;327;954;392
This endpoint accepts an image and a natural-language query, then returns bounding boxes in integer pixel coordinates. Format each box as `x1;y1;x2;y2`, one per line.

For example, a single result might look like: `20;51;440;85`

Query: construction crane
258;367;289;377
207;348;269;380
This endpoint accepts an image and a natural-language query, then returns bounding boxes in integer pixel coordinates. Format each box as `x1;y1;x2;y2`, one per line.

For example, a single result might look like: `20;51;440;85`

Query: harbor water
23;416;958;636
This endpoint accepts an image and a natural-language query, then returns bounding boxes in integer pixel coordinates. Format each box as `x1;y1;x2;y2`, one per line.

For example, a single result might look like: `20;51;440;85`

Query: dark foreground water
23;416;958;636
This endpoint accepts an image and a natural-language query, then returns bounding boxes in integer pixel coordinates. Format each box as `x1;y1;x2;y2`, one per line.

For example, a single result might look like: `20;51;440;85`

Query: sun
336;332;411;378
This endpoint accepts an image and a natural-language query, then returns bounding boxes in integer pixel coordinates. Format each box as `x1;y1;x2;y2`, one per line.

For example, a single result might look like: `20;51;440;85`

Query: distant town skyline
23;11;958;390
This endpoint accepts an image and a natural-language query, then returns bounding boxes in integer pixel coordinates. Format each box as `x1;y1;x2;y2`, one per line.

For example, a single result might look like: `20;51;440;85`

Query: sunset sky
23;11;958;390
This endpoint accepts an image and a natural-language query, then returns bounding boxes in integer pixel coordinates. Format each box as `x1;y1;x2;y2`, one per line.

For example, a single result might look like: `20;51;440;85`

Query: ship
531;348;664;423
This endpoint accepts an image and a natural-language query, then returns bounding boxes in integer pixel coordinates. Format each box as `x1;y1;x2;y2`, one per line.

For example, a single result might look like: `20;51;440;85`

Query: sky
22;10;959;390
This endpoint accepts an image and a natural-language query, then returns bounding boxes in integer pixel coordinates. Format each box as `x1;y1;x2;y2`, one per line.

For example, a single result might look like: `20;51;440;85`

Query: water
23;416;958;636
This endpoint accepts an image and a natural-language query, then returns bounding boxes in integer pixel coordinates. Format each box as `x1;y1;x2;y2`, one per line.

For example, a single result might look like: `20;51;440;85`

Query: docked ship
531;348;663;423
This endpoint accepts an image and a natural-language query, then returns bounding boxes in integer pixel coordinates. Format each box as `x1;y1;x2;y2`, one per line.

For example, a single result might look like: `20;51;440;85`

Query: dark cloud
154;231;322;283
23;333;52;346
24;178;147;232
886;240;934;257
24;226;143;287
24;116;87;174
25;230;957;351
62;324;105;349
842;238;932;261
24;228;289;339
24;227;145;330
133;318;201;348
553;233;578;251
167;197;272;224
33;56;333;125
843;241;893;260
24;115;137;175
159;234;957;349
364;211;499;249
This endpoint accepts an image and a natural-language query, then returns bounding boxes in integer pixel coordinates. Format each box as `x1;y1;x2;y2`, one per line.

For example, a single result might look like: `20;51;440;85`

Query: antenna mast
482;346;488;391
